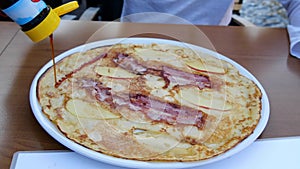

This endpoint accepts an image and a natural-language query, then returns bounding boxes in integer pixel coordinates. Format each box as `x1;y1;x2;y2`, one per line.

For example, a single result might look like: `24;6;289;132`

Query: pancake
37;43;261;161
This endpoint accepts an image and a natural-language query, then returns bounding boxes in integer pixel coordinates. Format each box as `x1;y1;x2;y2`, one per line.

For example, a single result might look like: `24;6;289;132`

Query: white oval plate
30;38;270;169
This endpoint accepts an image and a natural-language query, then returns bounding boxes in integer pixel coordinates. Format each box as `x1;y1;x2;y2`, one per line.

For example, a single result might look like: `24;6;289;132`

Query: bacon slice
113;53;211;89
81;78;206;129
113;53;147;74
162;66;211;89
80;79;114;105
129;94;206;129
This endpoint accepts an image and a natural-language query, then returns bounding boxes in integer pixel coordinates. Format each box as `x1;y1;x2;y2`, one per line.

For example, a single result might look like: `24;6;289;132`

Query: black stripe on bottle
21;6;50;32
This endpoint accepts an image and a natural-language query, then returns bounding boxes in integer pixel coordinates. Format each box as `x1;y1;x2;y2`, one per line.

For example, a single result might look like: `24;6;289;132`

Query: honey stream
49;34;58;86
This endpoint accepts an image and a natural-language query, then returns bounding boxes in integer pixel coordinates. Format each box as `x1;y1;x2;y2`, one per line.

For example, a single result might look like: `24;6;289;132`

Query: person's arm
279;0;300;58
280;0;300;26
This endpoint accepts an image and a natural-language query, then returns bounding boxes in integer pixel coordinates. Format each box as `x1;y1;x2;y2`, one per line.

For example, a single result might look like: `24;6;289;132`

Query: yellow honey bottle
0;0;78;42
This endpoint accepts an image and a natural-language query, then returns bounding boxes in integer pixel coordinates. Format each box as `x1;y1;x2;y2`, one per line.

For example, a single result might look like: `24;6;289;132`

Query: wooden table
0;20;299;169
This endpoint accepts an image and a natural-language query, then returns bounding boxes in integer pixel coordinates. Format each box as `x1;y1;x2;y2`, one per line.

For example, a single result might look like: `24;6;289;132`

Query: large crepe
37;43;261;161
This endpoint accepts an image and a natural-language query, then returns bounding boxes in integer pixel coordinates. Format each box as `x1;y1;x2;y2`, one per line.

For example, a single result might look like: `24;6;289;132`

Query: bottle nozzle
22;1;79;42
53;1;79;17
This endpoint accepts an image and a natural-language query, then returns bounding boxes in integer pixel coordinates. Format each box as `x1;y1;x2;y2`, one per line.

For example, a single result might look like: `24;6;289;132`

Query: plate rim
29;37;270;169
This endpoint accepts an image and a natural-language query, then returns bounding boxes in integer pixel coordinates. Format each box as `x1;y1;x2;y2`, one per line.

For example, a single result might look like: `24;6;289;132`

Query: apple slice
133;129;183;153
178;87;231;111
184;59;225;74
66;99;120;119
134;48;184;67
94;66;138;78
134;48;178;61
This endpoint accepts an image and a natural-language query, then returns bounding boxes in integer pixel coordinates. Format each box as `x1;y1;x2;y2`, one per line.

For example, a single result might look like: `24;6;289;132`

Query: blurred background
0;0;288;27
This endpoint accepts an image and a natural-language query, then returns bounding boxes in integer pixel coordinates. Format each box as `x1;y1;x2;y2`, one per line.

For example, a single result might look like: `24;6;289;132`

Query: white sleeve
279;0;300;58
279;0;300;26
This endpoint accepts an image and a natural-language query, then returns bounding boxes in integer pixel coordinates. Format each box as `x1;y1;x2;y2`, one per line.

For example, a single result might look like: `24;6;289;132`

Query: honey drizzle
54;53;107;88
49;34;57;87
